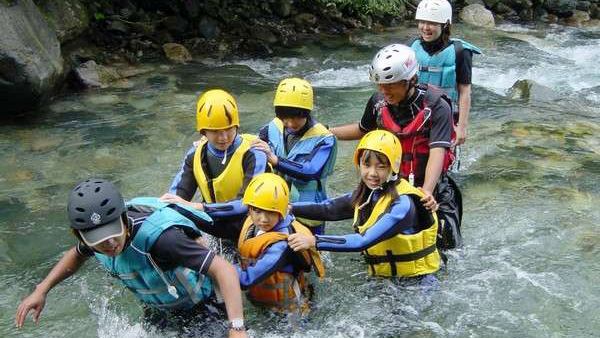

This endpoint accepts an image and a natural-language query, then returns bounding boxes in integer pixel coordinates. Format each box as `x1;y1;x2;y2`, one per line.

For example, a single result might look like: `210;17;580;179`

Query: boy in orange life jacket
236;173;324;313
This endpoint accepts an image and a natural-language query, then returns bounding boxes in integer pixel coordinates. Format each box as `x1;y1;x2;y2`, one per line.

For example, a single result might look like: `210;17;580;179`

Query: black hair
351;149;399;208
275;106;311;119
441;22;451;46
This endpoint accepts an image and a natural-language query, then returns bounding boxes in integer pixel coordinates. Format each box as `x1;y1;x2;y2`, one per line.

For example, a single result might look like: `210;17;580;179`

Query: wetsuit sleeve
150;227;215;273
236;241;292;289
291;193;354;221
203;149;268;218
76;242;94;257
274;136;336;181
455;49;473;85
428;96;453;149
359;94;379;133
258;124;269;142
315;195;417;252
168;145;198;201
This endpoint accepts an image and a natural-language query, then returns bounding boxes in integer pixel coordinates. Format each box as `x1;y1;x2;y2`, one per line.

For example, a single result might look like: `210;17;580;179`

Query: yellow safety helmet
273;78;313;111
243;173;290;218
196;89;240;131
353;130;402;174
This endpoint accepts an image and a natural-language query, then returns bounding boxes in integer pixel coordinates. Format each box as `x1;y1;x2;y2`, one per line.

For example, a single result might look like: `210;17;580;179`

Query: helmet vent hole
386;55;392;59
385;75;393;79
78;192;84;197
383;67;391;71
75;218;85;223
95;187;101;193
206;105;212;117
107;207;116;216
75;207;85;212
101;199;109;207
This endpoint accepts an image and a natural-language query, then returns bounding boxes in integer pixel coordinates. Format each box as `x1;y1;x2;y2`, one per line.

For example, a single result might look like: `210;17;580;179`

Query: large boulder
0;0;64;115
36;0;89;43
459;4;496;28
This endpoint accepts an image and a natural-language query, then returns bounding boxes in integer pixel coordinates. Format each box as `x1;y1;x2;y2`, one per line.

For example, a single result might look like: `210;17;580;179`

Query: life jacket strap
363;244;436;265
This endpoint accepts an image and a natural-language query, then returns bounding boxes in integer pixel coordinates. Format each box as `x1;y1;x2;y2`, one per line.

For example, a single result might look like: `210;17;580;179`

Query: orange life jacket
237;217;324;312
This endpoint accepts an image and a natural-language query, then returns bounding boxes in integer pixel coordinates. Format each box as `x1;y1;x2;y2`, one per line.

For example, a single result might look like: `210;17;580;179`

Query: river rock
73;60;121;88
507;79;562;102
199;16;220;39
545;0;577;17
0;0;64;115
459;4;495;28
162;43;192;63
564;10;591;26
36;0;89;43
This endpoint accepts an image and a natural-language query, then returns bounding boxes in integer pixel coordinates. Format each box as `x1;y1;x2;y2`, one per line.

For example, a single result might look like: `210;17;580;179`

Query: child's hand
159;193;203;210
250;139;278;165
288;233;316;252
418;188;438;212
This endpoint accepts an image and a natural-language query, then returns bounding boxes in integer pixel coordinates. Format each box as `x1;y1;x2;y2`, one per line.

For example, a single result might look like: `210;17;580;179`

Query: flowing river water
1;23;599;337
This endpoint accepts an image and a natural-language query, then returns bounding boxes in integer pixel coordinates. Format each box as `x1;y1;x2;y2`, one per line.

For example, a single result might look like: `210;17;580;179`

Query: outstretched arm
207;256;248;338
329;123;365;140
456;84;472;145
16;247;89;328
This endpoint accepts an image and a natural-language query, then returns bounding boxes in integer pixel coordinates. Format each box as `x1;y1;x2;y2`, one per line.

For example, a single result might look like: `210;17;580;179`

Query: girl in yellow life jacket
288;130;441;288
160;89;269;242
236;173;324;313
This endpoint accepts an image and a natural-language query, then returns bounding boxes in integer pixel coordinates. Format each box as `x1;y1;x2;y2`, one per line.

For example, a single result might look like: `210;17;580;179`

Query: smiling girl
288;130;441;286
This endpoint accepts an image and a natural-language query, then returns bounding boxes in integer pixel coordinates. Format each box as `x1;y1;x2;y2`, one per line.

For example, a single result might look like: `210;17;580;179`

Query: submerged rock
507;79;562;102
74;60;121;88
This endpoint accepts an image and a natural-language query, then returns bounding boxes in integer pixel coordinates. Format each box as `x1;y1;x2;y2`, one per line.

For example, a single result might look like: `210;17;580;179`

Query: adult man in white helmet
330;44;463;251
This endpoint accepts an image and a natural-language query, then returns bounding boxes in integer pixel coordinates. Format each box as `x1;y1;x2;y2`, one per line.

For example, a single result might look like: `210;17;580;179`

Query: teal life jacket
94;197;214;311
410;38;482;103
267;118;337;206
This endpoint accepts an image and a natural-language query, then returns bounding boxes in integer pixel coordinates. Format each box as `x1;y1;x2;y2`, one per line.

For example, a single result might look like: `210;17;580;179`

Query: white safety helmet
369;44;419;84
415;0;452;24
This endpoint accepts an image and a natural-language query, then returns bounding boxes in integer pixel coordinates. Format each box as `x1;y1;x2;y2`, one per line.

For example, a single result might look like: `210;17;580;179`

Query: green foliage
94;12;105;21
317;0;413;17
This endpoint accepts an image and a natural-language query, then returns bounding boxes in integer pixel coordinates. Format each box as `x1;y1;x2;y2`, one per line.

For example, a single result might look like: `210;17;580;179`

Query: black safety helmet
67;179;125;230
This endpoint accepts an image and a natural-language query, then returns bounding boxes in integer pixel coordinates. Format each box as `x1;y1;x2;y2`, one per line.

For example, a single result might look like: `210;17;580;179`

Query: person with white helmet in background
329;44;463;251
408;0;481;146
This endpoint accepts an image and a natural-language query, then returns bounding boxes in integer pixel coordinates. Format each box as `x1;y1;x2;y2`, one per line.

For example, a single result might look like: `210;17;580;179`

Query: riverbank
1;0;598;116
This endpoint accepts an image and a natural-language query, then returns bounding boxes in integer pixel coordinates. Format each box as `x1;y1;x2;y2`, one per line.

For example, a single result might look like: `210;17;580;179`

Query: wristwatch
229;318;246;331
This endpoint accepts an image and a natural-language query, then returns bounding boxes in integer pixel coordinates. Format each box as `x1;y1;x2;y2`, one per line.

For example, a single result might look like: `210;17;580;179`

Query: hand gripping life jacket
193;134;257;203
267;118;337;227
376;85;455;184
410;38;482;103
354;180;440;277
94;197;214;311
237;216;325;312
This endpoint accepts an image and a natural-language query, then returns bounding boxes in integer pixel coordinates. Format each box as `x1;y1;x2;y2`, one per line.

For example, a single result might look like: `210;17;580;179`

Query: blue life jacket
94;197;214;311
268;118;337;211
267;118;336;206
410;38;482;103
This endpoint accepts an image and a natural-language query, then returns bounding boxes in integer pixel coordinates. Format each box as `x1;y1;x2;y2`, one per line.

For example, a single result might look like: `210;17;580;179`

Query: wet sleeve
168;145;199;201
76;242;94;257
274;136;336;181
258;124;269;142
203;149;268;218
150;227;215;274
359;94;378;133
291;193;354;221
428;97;453;149
236;241;291;289
315;195;417;252
455;49;473;85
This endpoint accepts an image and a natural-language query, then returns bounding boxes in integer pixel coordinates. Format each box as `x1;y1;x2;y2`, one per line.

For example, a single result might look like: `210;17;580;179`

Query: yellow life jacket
193;134;257;203
354;179;440;277
237;216;325;312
